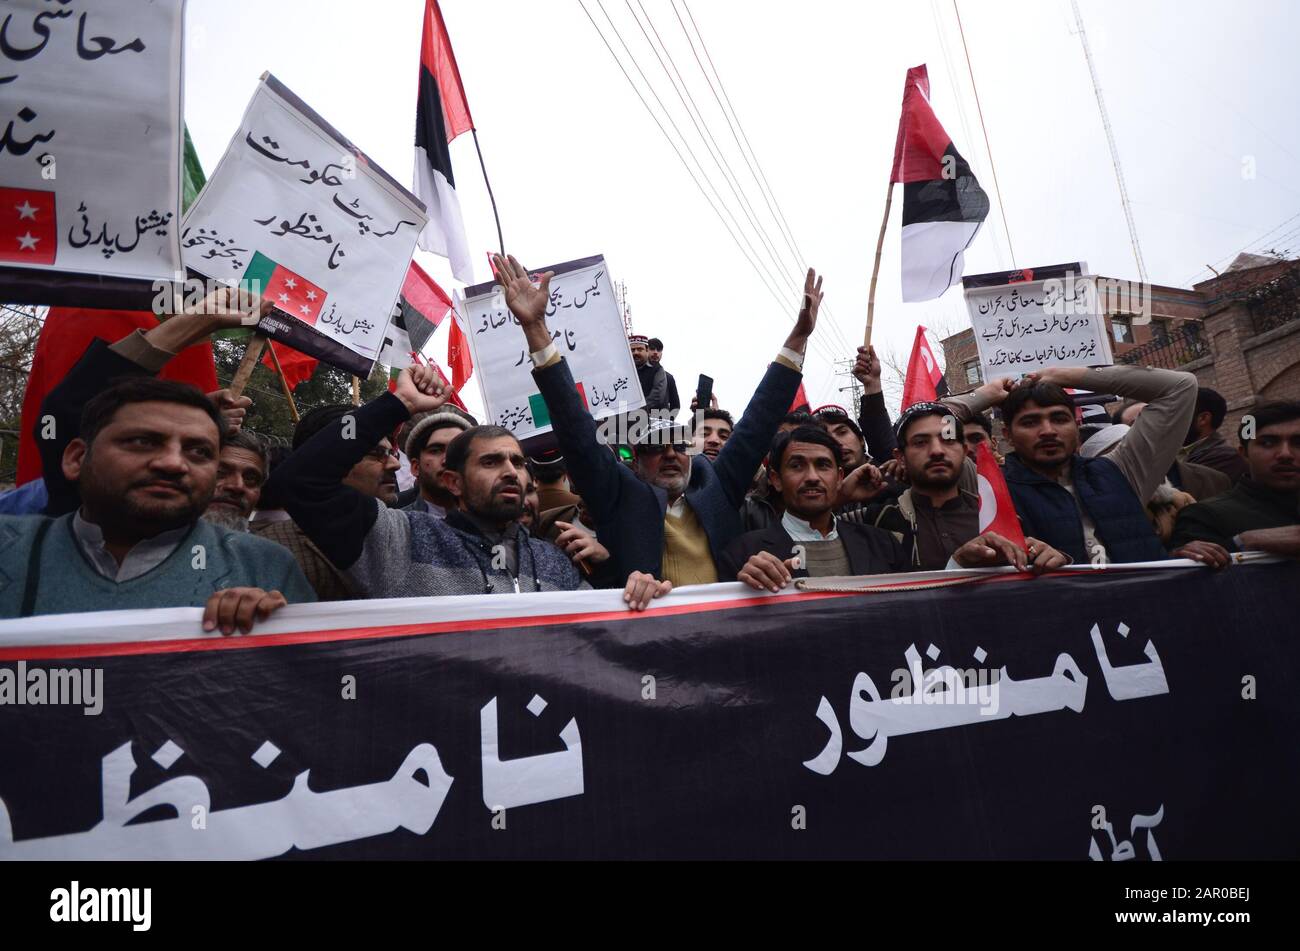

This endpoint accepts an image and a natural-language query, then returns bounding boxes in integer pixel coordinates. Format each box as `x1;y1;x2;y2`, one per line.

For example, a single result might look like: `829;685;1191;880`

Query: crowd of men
2;255;1298;630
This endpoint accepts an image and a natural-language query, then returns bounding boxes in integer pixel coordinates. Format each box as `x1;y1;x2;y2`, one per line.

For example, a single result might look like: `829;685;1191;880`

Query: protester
253;405;402;601
1079;424;1200;545
629;334;670;410
1;375;313;623
690;409;734;462
1169;400;1300;557
647;337;681;416
529;448;581;512
203;430;269;533
812;405;867;470
720;427;908;588
1114;400;1231;500
402;409;473;517
264;364;601;598
1180;387;1248;483
962;412;1001;463
944;364;1198;564
520;464;541;530
851;344;899;462
497;252;823;590
845;403;1068;572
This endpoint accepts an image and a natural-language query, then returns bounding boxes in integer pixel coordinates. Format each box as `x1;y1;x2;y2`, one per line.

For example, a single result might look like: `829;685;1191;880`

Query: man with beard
266;366;587;597
496;252;824;599
203;431;268;533
1;377;313;625
944;363;1198;565
646;337;680;416
630;334;669;410
254;405;401;601
848;404;1067;573
402;410;472;517
720;427;908;588
1169;400;1300;561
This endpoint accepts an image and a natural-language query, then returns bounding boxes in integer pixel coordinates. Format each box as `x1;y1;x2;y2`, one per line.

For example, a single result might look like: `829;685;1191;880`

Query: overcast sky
185;0;1300;420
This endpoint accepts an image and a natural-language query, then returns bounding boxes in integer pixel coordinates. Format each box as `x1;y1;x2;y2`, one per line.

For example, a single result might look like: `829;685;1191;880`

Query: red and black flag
890;64;989;302
414;0;474;283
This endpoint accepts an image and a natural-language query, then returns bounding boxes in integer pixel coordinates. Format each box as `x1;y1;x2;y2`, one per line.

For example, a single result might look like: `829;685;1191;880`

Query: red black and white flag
414;0;474;284
890;64;989;302
900;325;949;408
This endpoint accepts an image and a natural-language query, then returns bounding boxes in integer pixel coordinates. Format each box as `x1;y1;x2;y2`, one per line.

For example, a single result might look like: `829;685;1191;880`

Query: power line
1180;208;1300;285
670;0;857;358
952;0;1016;268
629;0;854;358
576;0;839;371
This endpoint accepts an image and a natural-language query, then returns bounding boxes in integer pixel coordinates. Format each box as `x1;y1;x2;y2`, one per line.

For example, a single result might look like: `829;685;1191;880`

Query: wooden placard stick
229;333;269;400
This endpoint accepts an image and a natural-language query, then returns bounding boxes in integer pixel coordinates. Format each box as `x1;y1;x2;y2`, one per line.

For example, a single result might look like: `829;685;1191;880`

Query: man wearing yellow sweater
493;254;823;609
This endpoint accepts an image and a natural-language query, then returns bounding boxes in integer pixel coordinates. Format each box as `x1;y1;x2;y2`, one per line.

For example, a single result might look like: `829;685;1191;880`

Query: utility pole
833;358;863;410
1071;0;1147;284
615;280;633;335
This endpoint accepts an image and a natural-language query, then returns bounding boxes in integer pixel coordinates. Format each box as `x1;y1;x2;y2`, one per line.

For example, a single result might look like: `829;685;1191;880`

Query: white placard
182;75;427;377
966;274;1115;381
456;255;643;440
0;0;184;286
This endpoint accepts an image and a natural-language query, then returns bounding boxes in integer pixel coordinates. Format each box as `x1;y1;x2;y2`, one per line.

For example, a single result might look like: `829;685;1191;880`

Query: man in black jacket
494;253;821;596
720;427;908;590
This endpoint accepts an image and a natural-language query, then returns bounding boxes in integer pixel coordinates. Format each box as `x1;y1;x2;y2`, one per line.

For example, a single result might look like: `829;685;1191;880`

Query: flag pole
864;181;895;348
229;334;269;400
264;340;301;424
471;129;505;256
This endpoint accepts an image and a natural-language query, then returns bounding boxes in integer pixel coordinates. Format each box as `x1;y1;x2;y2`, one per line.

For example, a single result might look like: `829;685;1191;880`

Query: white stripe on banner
414;146;473;284
0;557;1277;649
901;219;982;302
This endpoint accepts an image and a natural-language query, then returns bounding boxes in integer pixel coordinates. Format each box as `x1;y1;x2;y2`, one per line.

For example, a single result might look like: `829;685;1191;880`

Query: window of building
1112;315;1134;344
964;360;981;386
1152;319;1169;344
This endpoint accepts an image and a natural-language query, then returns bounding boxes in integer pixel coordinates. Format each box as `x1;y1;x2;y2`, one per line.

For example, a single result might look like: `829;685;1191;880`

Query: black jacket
718;519;910;581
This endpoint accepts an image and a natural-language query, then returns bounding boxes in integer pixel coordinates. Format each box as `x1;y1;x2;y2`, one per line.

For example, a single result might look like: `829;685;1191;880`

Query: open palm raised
492;253;554;328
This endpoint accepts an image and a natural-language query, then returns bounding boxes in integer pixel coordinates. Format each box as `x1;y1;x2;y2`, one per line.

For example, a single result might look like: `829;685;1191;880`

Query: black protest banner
1;563;1298;860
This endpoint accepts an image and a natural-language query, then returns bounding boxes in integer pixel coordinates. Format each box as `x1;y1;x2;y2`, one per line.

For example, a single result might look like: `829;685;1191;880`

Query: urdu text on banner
0;0;186;304
456;255;644;441
965;269;1116;381
182;74;427;379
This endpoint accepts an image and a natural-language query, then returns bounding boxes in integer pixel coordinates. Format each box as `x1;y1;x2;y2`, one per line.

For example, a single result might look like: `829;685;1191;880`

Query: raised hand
786;267;824;348
394;364;449;415
492;253;554;329
852;345;883;394
836;461;886;506
207;389;253;435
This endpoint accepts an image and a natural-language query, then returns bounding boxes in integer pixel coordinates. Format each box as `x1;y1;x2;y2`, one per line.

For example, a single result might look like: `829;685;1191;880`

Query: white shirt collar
782;509;839;542
72;511;190;582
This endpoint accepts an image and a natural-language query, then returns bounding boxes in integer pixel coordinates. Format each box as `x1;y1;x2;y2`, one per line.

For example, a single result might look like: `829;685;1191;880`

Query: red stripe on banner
0;591;859;661
0;572;1066;662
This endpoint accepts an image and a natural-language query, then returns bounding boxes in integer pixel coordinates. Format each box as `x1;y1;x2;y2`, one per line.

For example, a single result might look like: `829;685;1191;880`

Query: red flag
16;309;218;484
0;187;58;266
900;326;949;408
974;441;1026;547
789;382;810;414
447;314;473;392
262;340;317;391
